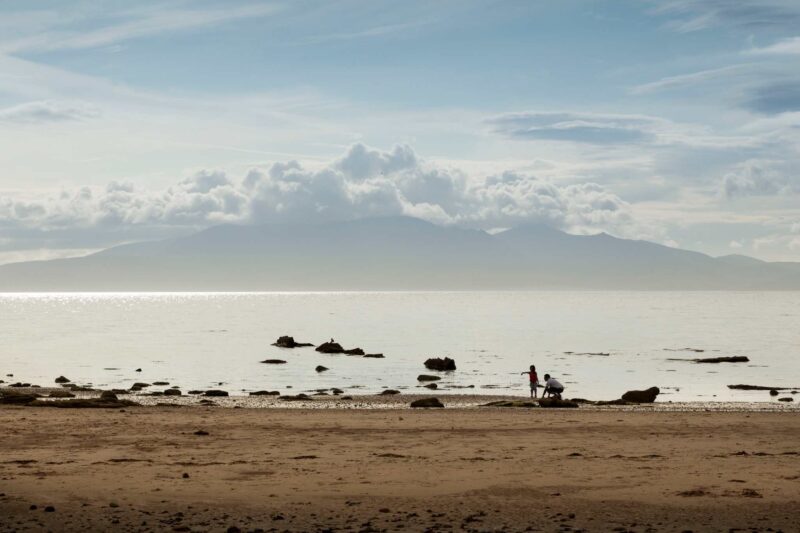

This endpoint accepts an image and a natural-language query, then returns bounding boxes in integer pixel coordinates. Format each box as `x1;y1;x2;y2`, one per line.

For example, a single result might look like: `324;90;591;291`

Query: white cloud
720;159;799;197
629;65;752;95
0;100;99;124
746;36;800;56
729;240;743;249
0;143;645;260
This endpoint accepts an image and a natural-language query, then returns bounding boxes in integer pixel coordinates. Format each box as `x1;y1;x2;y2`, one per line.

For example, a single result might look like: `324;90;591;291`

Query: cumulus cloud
720;159;799;197
0;143;642;258
0;100;99;124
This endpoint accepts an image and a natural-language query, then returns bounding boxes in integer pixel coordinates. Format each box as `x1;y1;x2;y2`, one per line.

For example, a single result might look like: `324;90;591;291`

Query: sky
0;0;799;264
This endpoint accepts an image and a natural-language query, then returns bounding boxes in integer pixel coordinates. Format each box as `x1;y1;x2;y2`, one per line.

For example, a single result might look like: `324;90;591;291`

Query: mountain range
2;216;799;290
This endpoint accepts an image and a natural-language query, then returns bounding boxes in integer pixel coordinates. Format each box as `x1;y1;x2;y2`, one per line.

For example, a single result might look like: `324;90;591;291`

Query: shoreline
1;406;799;532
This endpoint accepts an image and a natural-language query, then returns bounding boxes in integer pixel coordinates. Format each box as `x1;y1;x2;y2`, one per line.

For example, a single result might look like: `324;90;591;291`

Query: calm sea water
1;291;799;402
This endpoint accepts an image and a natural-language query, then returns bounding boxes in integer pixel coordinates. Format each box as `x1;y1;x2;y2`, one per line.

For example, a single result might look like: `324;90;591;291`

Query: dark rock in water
135;368;141;372
424;357;456;371
410;397;444;408
770;389;779;396
340;395;353;400
538;398;579;408
163;389;181;396
380;389;400;395
54;376;70;384
364;353;385;358
417;374;441;382
779;397;794;402
729;384;799;391
0;389;40;404
250;390;280;396
280;393;311;401
272;336;314;348
100;390;119;401
316;342;345;354
204;390;229;397
188;390;204;395
152;381;169;386
621;387;660;403
481;400;538;408
9;382;31;387
48;390;76;398
596;399;631;406
315;365;329;372
344;348;365;356
331;388;344;395
695;356;749;364
130;382;150;390
424;383;438;390
261;359;287;364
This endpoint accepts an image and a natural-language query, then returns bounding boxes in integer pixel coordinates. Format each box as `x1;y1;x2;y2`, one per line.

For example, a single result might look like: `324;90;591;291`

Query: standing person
520;365;539;398
542;374;564;400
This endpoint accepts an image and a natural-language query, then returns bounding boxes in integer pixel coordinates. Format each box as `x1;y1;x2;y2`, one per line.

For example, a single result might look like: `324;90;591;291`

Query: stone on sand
410;397;444;408
621;387;660;403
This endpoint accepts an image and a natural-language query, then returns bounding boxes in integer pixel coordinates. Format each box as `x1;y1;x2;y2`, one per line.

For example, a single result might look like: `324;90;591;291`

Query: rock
621;387;660;403
315;365;329;372
261;359;287;364
100;391;119;401
315;342;345;354
54;376;70;384
417;374;441;382
770;389;779;396
410;397;444;408
279;393;311;401
331;388;344;395
363;353;385;358
48;390;76;398
135;368;141;372
695;356;749;363
163;389;182;396
204;390;229;397
130;382;150;392
249;390;280;396
778;397;794;402
272;336;313;348
340;395;353;400
44;506;55;512
728;384;795;390
424;383;438;389
152;381;169;386
424;357;456;371
194;430;209;436
538;398;579;408
344;348;365;356
0;389;40;404
595;399;631;406
187;390;204;395
481;400;538;408
380;389;400;395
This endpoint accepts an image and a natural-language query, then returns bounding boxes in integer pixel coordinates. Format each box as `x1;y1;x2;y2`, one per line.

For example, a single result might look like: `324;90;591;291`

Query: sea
1;291;798;403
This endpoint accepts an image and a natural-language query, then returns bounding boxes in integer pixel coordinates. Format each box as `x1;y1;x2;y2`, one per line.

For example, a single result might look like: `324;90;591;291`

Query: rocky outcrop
621;387;660;403
417;374;441;382
0;389;40;404
315;342;345;354
538;398;579;408
410;397;444;408
272;336;314;348
695;356;749;363
424;357;456;371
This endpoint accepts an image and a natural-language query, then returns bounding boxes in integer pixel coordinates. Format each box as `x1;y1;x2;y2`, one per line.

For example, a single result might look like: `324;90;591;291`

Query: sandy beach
1;403;799;532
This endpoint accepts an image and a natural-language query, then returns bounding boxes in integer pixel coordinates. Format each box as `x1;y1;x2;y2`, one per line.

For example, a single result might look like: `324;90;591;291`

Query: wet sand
1;404;799;532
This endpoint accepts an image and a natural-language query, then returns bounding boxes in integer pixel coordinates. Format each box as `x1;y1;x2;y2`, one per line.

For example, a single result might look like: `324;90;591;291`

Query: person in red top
520;364;539;398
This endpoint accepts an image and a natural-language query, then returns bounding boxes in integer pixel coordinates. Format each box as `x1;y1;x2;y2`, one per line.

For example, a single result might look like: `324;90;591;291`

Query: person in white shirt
542;374;564;400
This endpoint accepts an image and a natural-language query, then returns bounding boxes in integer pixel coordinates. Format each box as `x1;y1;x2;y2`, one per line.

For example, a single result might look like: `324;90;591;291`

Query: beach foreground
1;406;799;532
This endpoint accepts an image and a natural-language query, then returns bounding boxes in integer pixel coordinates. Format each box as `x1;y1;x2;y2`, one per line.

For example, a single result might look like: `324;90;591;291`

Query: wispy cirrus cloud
652;0;800;32
0;100;99;124
746;36;800;56
629;64;754;95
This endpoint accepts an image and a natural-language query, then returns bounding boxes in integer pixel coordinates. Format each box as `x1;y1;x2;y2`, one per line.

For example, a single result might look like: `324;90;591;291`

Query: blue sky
0;0;799;263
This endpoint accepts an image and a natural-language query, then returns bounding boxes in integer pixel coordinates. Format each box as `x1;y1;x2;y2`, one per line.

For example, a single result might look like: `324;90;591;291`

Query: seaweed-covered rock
344;348;365;356
48;390;76;398
152;381;169;386
779;397;794;402
272;336;314;348
424;357;456;371
315;365;329;372
279;393;311;401
769;389;779;396
250;390;280;396
417;374;441;382
29;397;137;408
621;387;660;403
100;390;119;401
380;389;400;395
538;398;579;408
315;342;345;354
0;389;40;404
163;389;182;396
54;376;71;384
424;383;438;390
363;353;385;358
410;397;444;408
261;359;287;364
204;390;229;397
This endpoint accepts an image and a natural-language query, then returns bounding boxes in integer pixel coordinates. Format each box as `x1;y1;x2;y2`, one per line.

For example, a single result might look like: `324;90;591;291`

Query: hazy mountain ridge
1;216;799;290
